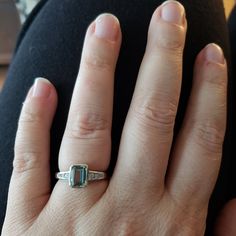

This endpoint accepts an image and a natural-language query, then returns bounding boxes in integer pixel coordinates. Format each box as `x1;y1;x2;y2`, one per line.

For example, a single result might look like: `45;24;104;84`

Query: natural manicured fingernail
205;43;225;64
161;0;185;25
95;13;119;41
32;77;52;98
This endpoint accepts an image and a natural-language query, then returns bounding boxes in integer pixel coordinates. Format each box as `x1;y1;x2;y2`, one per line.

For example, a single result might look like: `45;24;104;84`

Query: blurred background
0;0;235;90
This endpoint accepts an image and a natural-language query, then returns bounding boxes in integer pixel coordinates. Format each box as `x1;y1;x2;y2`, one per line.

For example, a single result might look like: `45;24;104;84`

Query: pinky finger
3;78;57;232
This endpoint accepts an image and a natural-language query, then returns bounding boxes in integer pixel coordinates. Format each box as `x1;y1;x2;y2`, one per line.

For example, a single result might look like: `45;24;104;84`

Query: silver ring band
56;164;107;188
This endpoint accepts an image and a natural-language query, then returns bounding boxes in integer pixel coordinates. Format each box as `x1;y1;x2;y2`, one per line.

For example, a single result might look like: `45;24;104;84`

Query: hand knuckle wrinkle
133;100;177;131
67;112;109;140
13;151;41;173
194;123;225;153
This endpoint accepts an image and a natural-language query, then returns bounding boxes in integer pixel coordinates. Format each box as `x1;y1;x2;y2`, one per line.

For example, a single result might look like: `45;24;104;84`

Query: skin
2;1;230;235
215;1;236;235
215;200;236;235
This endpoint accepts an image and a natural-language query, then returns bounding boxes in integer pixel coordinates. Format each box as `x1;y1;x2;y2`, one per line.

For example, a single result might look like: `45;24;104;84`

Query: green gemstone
69;165;88;188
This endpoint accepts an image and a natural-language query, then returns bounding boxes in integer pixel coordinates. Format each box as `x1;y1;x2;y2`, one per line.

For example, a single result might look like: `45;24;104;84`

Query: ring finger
53;14;121;208
59;14;121;171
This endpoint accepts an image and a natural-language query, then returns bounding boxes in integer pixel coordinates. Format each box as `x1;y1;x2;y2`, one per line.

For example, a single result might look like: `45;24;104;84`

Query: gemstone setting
69;164;88;188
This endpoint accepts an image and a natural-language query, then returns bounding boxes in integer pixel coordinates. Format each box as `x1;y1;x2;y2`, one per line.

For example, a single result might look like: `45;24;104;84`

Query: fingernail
95;13;119;41
161;0;185;25
32;77;52;98
205;44;225;64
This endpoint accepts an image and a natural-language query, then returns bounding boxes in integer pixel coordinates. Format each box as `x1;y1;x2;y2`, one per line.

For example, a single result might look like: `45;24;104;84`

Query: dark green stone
70;165;88;188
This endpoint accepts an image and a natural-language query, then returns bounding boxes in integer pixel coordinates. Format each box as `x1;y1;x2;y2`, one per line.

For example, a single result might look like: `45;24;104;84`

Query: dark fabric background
228;6;236;201
0;0;234;235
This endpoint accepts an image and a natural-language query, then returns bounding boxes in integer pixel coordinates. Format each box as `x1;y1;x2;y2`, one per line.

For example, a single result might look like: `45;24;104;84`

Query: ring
55;164;107;188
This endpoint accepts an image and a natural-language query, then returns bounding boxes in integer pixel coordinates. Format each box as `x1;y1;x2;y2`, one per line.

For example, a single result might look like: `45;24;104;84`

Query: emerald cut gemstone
69;165;88;188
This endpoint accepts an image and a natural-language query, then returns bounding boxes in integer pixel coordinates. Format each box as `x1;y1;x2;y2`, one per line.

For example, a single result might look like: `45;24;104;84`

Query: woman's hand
2;1;227;235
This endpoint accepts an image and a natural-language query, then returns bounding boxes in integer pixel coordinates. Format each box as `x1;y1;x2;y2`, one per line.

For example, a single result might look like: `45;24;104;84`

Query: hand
2;1;227;235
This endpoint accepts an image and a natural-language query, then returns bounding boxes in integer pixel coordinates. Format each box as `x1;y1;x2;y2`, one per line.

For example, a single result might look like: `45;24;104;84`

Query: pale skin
1;1;233;235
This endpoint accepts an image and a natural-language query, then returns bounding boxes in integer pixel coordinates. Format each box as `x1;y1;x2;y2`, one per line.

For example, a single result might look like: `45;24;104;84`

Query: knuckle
13;151;42;174
19;103;43;125
204;62;227;88
66;112;110;140
133;96;177;133
82;52;113;72
152;23;185;52
192;122;225;153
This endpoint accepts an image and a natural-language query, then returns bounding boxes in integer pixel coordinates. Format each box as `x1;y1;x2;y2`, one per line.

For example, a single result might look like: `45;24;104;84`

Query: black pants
0;0;235;234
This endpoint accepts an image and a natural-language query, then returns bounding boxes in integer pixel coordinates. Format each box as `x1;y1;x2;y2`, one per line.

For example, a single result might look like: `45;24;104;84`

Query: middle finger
112;1;187;192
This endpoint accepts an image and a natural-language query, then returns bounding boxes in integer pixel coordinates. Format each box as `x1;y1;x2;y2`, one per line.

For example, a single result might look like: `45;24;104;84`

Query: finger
112;1;187;191
54;15;121;210
215;199;236;236
167;44;227;209
59;14;121;172
53;14;121;212
4;78;57;227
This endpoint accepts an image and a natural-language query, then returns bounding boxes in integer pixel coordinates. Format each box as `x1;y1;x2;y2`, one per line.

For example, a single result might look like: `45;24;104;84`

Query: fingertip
152;0;187;28
95;14;120;40
161;0;185;26
26;77;57;103
204;43;225;64
194;44;228;86
147;1;187;53
86;13;121;44
21;77;58;130
196;43;226;66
